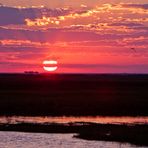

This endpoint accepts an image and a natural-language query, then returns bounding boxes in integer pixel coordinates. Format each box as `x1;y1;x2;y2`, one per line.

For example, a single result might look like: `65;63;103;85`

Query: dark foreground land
0;73;148;116
0;122;148;146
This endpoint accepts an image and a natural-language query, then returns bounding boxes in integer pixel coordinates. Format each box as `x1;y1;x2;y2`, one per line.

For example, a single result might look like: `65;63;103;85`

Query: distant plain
0;74;148;116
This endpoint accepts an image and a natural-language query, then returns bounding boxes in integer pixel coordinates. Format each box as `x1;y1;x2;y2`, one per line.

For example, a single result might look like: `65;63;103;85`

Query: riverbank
0;122;148;147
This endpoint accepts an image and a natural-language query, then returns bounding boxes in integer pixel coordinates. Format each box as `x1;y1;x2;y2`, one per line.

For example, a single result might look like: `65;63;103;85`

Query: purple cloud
122;4;148;9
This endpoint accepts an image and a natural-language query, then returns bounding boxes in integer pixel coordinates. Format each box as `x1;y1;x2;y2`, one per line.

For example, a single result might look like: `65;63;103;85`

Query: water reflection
0;116;148;125
0;132;142;148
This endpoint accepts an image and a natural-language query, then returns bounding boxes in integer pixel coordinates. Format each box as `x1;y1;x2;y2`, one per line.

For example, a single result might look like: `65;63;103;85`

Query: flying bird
130;47;136;52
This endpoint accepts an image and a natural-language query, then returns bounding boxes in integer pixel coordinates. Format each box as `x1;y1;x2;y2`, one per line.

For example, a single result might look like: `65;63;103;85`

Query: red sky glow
0;1;148;73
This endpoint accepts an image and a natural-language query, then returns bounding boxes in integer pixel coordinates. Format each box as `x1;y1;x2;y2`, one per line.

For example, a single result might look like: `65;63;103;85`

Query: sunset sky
0;1;148;73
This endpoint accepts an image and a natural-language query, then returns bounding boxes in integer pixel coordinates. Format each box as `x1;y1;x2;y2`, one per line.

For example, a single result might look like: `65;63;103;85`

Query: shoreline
0;122;148;147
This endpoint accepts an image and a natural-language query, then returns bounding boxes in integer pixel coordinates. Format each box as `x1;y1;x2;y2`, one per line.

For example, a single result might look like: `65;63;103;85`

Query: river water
0;116;148;125
0;116;148;148
0;132;145;148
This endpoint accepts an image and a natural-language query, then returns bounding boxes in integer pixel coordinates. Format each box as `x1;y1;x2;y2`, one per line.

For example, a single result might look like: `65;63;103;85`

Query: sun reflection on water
0;116;148;125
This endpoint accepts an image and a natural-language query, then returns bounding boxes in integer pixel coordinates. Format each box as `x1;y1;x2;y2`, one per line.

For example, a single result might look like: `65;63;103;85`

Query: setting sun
43;60;58;72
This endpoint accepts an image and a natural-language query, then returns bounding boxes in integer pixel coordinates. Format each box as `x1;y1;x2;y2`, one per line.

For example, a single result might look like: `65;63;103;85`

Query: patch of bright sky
0;0;148;8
